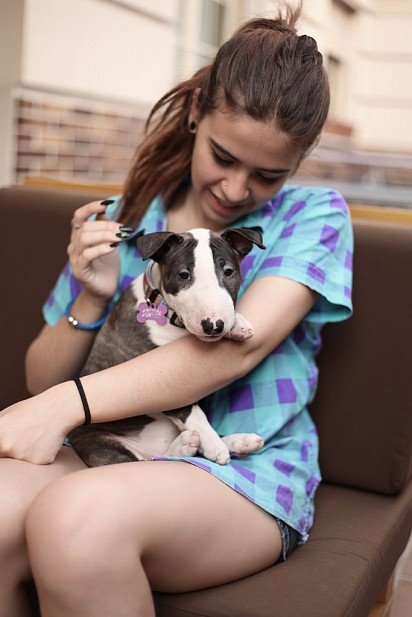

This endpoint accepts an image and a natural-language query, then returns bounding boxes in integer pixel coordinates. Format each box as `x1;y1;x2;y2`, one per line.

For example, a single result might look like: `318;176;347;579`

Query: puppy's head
137;227;265;342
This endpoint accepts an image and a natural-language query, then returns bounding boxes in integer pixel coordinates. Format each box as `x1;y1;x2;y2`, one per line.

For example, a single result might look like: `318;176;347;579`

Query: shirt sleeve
253;188;354;324
42;197;122;326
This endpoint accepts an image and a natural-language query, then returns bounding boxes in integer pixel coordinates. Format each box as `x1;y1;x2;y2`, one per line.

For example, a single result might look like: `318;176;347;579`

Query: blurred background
0;0;411;208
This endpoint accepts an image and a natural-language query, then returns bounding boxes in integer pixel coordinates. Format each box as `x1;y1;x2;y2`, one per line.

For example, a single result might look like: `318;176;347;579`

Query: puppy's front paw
165;430;200;457
199;440;231;465
221;433;264;457
226;312;253;341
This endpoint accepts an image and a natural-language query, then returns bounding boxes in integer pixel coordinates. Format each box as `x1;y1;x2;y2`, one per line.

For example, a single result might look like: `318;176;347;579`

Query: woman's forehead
203;108;299;170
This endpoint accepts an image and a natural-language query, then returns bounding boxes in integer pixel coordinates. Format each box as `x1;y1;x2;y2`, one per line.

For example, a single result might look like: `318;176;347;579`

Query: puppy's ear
136;232;183;262
221;226;266;258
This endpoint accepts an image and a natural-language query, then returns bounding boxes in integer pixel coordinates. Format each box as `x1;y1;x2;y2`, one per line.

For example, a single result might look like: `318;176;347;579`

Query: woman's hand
68;201;124;304
0;383;83;465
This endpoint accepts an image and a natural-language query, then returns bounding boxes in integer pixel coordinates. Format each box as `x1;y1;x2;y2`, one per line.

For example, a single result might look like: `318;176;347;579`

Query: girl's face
188;106;302;230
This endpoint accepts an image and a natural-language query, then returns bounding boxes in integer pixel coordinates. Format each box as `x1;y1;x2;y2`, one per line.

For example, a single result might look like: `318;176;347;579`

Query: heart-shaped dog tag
136;302;168;326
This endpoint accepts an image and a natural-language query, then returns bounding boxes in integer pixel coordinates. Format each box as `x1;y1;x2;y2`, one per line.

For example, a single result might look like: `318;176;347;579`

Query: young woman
0;4;353;616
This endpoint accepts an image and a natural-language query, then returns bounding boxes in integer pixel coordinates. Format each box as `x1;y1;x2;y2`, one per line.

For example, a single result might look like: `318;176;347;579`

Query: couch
0;184;411;617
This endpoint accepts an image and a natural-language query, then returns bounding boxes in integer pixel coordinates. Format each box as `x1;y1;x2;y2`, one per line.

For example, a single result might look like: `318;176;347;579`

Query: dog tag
136;302;168;326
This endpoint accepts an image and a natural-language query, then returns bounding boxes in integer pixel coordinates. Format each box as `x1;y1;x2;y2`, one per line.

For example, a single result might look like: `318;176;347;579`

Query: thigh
139;462;283;592
31;460;282;592
0;447;86;580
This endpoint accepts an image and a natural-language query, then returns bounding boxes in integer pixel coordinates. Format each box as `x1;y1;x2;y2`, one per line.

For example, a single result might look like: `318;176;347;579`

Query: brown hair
120;1;329;226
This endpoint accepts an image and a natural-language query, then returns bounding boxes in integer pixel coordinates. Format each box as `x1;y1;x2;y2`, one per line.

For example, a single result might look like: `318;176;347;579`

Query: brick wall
12;90;412;199
14;92;146;186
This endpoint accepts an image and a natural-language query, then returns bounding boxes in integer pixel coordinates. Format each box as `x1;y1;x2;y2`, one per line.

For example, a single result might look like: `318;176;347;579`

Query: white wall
0;0;180;185
353;2;412;151
21;0;179;106
256;0;412;153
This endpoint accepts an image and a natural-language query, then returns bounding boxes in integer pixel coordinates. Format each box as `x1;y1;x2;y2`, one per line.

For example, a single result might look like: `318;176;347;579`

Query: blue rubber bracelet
65;299;112;331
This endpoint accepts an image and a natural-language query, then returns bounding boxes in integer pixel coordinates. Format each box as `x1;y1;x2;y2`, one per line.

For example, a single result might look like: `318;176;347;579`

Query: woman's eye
257;174;280;185
212;151;232;166
223;267;234;277
179;271;190;280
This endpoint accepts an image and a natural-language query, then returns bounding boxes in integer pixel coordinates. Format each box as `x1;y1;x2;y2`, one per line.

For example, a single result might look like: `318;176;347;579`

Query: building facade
0;0;411;194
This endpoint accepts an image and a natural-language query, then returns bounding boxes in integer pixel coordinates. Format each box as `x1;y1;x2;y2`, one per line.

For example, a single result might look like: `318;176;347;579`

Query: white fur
114;414;180;460
161;229;235;340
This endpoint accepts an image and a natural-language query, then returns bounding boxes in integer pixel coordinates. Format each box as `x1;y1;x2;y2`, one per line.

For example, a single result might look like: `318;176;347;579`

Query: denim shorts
274;517;301;563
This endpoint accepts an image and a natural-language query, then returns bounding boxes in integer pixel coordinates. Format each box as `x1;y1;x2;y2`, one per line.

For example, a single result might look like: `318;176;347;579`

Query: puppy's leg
164;430;200;457
221;433;265;457
169;404;231;465
225;312;253;341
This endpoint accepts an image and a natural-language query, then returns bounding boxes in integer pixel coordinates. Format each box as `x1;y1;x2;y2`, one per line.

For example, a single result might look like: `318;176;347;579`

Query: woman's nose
221;175;250;204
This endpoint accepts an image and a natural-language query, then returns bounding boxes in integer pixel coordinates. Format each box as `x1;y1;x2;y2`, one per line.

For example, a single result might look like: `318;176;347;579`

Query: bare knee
0;481;30;581
0;451;85;585
0;458;61;583
25;470;130;591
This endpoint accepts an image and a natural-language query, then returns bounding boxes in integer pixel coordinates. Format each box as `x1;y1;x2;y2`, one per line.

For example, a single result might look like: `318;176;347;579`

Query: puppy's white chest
115;415;180;460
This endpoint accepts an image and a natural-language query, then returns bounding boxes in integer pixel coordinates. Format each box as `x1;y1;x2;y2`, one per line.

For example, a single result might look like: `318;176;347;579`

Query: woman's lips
208;190;249;216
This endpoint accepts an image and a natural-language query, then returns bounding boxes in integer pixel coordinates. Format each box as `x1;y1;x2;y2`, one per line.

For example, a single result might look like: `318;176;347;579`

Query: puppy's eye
179;270;190;280
223;267;234;277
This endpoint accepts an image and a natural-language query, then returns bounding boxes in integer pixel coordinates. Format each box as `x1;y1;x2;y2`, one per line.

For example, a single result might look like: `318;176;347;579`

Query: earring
189;121;197;133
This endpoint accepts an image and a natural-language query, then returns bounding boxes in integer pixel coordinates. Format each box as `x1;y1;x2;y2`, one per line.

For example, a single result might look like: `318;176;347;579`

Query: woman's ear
188;88;202;127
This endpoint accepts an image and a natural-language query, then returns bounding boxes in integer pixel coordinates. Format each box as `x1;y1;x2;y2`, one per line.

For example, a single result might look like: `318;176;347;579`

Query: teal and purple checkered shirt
44;184;353;543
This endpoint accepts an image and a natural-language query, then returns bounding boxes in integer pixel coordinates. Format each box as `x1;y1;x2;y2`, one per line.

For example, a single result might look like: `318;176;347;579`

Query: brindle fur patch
159;234;198;296
209;235;242;304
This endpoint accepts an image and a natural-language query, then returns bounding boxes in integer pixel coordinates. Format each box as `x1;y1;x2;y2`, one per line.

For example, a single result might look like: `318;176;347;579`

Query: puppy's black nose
201;318;224;336
214;320;224;335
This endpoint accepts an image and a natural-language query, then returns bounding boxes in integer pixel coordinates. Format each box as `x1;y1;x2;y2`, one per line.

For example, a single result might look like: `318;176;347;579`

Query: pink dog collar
136;263;185;329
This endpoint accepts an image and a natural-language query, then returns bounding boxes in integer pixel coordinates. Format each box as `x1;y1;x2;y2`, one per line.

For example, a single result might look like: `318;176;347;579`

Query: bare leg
0;448;86;617
25;461;282;616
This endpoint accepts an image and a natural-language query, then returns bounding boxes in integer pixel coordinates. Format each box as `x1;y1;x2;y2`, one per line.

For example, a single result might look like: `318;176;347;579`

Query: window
177;0;232;78
201;0;226;50
327;54;342;118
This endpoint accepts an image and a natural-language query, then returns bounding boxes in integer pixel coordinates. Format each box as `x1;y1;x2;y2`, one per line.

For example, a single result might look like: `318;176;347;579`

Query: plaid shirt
44;184;353;542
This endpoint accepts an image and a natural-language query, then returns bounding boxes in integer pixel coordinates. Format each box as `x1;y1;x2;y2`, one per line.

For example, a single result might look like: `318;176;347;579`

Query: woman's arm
25;200;123;394
79;274;316;423
25;290;109;394
1;275;315;464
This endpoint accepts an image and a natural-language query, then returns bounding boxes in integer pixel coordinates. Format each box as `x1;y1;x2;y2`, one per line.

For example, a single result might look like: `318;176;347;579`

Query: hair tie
73;377;91;425
276;25;294;35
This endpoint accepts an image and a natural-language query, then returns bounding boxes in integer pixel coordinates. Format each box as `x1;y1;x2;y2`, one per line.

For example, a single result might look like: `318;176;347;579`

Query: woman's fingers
72;201;108;225
67;199;122;299
79;243;119;265
76;229;123;249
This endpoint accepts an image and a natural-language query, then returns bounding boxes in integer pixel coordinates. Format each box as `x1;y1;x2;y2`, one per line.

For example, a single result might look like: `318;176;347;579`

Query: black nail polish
109;241;120;248
119;226;134;232
101;199;115;205
115;231;130;239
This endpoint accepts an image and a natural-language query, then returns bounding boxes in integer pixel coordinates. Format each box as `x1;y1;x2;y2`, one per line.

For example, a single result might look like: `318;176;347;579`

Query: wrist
66;291;113;331
50;381;86;431
80;289;113;310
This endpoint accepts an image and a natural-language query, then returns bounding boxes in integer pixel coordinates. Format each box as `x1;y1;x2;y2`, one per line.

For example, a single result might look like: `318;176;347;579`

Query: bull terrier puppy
69;226;266;467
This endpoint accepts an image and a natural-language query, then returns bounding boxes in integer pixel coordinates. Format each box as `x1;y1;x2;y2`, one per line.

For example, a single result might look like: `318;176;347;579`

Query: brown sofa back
0;186;104;407
0;185;411;498
311;218;412;495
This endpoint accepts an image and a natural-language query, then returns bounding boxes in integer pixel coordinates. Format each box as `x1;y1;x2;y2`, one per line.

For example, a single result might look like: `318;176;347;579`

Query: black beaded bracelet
73;377;91;425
